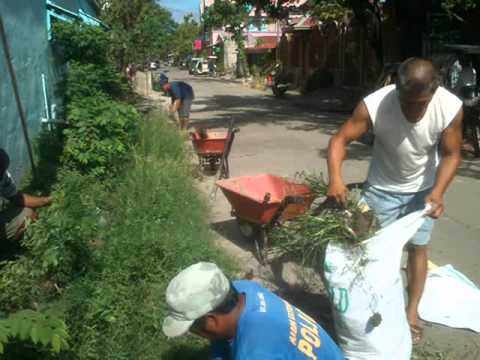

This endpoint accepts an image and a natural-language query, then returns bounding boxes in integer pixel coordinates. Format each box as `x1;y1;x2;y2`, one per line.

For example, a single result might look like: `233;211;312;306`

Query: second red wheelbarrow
191;120;239;179
216;174;314;263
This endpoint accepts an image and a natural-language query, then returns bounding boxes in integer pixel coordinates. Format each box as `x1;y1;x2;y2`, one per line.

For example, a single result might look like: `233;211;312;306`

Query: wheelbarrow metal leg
254;228;267;265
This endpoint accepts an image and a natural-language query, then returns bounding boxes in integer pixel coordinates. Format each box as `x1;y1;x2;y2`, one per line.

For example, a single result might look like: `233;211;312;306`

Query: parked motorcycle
267;64;294;97
193;59;210;76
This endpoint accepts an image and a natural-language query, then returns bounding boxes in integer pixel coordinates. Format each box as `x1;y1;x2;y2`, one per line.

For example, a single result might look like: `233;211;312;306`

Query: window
46;0;102;40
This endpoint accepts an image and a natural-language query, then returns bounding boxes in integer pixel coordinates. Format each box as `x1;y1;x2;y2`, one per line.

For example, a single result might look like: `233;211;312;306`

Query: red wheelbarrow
191;121;238;179
216;174;314;263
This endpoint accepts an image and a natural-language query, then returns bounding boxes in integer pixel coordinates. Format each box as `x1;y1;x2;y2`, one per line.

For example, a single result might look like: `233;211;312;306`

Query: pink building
200;0;285;70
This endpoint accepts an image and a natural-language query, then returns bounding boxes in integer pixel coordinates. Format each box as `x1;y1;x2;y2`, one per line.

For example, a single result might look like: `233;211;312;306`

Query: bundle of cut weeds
268;173;379;267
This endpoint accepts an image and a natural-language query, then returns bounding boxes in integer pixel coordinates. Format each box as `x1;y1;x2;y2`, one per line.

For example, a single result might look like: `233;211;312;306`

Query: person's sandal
410;324;424;345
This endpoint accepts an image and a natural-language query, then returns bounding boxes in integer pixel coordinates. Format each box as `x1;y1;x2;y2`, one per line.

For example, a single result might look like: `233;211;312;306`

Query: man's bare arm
170;99;182;113
9;192;51;209
327;101;371;206
426;108;463;218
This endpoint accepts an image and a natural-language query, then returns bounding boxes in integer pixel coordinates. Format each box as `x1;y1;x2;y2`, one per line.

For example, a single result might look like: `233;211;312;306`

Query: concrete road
165;67;480;358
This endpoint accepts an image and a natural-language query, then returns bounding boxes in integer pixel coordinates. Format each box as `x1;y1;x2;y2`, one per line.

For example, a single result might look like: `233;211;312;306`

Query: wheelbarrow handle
283;195;306;205
265;195;307;231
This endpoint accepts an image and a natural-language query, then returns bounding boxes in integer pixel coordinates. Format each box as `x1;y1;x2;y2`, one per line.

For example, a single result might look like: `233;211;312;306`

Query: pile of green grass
269;173;378;268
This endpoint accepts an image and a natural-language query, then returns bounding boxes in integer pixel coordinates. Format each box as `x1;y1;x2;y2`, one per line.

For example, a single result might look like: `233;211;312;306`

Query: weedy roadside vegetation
0;22;230;359
412;344;454;360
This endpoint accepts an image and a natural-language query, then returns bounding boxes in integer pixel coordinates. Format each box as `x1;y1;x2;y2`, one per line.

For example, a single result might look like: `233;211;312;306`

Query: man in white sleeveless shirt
327;58;463;344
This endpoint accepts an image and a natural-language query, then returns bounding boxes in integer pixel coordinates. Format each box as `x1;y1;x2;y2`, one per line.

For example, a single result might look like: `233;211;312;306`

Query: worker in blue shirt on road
162;262;345;360
160;75;194;130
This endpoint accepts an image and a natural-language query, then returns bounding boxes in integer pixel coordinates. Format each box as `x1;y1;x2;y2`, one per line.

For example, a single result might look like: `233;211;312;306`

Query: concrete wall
0;0;96;180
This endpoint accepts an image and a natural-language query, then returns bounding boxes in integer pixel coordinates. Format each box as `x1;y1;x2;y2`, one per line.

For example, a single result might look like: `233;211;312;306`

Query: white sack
324;208;429;360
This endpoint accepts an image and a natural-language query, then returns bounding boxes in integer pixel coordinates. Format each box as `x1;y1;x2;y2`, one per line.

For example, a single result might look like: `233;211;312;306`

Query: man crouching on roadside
162;262;345;359
0;149;51;242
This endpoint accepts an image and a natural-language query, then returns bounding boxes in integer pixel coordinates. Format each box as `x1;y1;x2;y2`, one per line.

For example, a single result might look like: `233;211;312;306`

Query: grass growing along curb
60;111;232;359
412;344;454;360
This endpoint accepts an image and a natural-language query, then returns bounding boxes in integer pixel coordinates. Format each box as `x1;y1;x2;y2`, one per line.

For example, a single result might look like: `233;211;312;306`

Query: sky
157;0;199;22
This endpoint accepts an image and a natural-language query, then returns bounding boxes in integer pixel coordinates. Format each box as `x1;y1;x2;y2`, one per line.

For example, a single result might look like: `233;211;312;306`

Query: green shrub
52;22;110;65
63;96;139;177
51;22;138;178
65;62;128;102
0;171;105;311
0;309;69;356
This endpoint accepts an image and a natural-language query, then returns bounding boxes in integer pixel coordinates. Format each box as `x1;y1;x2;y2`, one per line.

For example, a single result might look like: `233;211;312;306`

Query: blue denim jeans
362;183;434;246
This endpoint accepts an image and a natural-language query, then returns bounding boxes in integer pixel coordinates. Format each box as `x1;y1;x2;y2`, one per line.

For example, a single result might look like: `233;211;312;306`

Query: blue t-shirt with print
211;280;345;360
169;81;194;100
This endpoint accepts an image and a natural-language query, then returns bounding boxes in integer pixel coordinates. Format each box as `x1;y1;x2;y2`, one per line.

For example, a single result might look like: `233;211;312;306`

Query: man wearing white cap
163;262;345;359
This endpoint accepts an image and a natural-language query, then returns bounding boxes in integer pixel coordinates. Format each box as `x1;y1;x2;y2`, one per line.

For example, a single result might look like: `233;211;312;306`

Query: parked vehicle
193;59;210;76
266;63;294;97
208;56;217;77
444;44;480;157
189;57;203;74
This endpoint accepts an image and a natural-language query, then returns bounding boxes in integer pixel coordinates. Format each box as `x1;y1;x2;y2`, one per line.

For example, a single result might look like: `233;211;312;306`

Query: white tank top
364;85;462;193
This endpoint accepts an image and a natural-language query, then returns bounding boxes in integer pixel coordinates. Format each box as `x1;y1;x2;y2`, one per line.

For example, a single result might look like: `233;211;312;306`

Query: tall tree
203;0;250;77
171;14;200;63
99;0;176;69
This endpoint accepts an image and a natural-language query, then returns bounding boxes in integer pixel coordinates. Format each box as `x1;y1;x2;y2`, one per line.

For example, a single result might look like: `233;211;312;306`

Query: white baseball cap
162;262;231;337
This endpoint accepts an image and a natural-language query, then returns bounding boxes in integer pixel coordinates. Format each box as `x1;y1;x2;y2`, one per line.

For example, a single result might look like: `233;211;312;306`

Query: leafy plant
63;95;139;177
100;0;177;67
50;23;140;178
64;62;128;102
0;309;69;355
0;170;105;311
309;0;352;23
52;22;110;65
171;14;201;63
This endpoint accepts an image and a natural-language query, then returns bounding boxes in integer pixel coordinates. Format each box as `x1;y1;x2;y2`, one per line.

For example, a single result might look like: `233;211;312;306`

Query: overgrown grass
59;112;231;359
0;21;227;359
412;344;454;360
0;111;232;358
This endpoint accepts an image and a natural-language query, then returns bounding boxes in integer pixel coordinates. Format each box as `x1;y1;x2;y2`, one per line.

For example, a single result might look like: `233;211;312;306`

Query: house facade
0;0;99;179
200;0;282;73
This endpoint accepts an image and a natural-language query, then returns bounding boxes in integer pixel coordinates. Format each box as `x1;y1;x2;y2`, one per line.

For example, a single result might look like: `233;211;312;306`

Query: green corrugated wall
0;0;97;180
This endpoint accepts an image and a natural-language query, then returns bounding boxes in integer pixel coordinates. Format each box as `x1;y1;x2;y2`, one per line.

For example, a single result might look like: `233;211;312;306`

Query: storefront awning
245;35;278;53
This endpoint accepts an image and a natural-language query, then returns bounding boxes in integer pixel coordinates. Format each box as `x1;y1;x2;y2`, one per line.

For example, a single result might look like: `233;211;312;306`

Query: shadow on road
458;155;480;180
211;219;257;255
191;94;346;137
318;141;373;162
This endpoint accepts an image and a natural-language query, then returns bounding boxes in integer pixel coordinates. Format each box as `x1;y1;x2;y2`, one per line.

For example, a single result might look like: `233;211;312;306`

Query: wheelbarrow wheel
237;219;257;239
236;219;266;264
254;229;267;265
